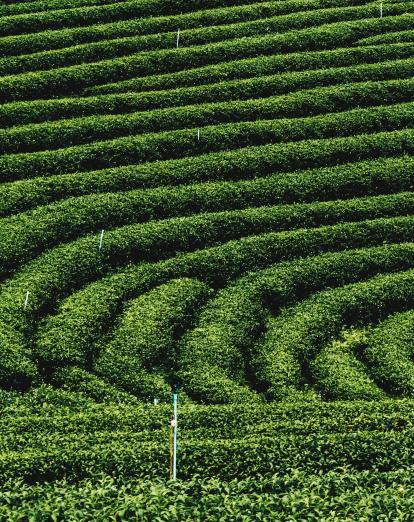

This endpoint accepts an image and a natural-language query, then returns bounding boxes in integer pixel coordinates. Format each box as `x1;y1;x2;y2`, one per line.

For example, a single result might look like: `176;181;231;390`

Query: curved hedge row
50;366;140;404
178;243;414;402
0;3;402;76
3;46;413;129
256;269;414;400
2;140;413;217
310;329;385;400
2;190;413;275
3;102;414;182
92;278;211;400
365;310;414;395
86;41;414;96
1;15;413;102
5;77;414;154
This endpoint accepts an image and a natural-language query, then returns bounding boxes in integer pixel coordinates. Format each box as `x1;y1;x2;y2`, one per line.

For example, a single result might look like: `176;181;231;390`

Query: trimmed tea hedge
1;14;413;102
257;269;414;400
0;3;404;76
4;77;414;154
3;102;414;181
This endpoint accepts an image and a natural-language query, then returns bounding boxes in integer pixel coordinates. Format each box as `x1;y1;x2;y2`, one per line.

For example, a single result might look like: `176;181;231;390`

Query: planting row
2;468;414;520
4;51;414;129
1;216;413;388
2;154;411;261
2;152;413;217
358;28;414;45
1;3;404;76
3;101;414;182
2;425;414;482
5;76;414;154
0;0;379;57
0;0;138;17
0;0;279;37
4;389;414;433
1;15;413;102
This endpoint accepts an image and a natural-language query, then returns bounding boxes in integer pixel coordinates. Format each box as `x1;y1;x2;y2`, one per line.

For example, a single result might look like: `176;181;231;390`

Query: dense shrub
1;3;406;76
1;14;413;102
87;41;414;96
365;310;414;395
3;102;414;182
256;269;414;400
4;77;414;154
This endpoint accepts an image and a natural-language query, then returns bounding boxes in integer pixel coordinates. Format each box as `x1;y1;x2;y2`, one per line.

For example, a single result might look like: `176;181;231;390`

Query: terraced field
1;0;414;518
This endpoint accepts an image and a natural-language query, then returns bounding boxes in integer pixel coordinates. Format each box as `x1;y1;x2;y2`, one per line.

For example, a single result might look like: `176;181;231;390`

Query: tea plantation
1;0;414;519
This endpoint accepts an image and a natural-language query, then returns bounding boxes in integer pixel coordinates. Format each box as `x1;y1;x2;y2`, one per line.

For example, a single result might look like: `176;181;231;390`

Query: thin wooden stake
24;291;30;310
98;229;105;251
169;416;174;480
172;393;178;480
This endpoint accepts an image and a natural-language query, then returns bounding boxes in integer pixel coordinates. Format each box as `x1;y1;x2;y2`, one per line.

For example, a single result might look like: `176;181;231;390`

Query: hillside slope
0;0;414;518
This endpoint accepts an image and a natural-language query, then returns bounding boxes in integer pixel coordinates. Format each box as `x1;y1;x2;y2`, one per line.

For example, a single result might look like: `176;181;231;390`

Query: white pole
197;128;200;142
176;29;180;48
380;2;383;18
24;291;30;310
99;229;104;251
173;392;178;480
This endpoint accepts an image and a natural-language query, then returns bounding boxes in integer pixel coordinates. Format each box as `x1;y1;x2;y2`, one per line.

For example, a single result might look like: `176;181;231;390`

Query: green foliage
3;102;414;182
2;189;413;274
358;28;414;45
178;244;414;402
5;77;414;154
310;329;385;400
1;0;414;510
42;278;211;400
0;3;404;76
365;310;414;395
2;145;413;218
32;217;414;397
3;469;414;520
3;46;414;128
0;0;278;37
86;41;414;96
257;269;414;400
1;14;414;102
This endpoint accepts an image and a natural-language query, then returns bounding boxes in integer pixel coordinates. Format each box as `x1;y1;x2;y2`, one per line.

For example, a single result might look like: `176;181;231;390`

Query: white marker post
172;392;178;480
197;128;200;142
176;28;180;48
24;291;30;310
98;229;105;251
380;2;383;18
